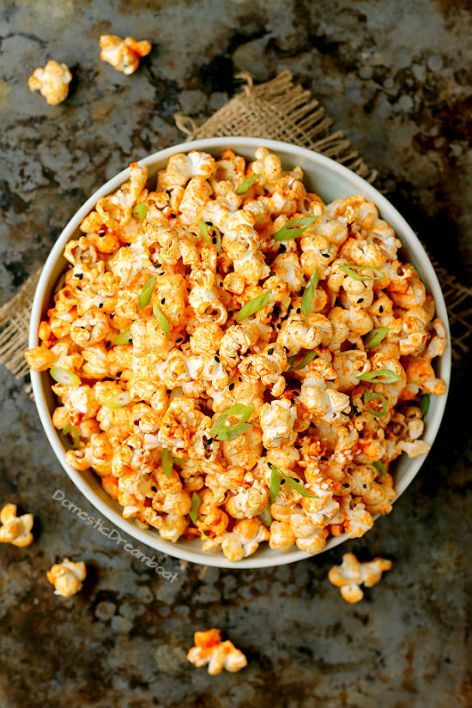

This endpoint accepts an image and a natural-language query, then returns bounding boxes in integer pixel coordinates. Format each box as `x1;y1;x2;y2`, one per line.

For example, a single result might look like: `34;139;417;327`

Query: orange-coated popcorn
0;504;34;547
99;35;151;75
25;147;447;560
46;558;87;597
187;629;248;675
328;552;392;603
28;60;72;105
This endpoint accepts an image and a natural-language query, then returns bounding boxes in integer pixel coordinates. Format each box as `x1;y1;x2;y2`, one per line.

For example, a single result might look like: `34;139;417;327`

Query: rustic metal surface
0;1;470;706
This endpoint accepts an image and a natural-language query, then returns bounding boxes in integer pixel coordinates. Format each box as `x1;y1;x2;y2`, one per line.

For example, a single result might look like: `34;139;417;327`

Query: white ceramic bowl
29;137;451;568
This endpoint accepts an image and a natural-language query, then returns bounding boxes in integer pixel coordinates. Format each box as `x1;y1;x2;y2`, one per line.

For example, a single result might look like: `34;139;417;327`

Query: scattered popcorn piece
0;503;34;547
28;60;72;106
187;629;248;675
99;35;151;75
328;552;392;603
46;558;87;597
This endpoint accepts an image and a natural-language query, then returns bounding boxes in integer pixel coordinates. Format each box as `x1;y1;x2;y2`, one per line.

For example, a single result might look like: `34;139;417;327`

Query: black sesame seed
229;383;235;391
379;306;384;313
269;271;275;276
161;297;166;304
357;298;364;304
268;348;274;355
98;303;103;309
212;237;217;244
74;273;83;280
322;253;330;258
98;229;106;236
214;355;220;363
296;308;301;314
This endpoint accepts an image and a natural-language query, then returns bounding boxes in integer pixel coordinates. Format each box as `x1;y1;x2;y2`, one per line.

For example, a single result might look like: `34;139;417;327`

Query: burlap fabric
1;71;470;393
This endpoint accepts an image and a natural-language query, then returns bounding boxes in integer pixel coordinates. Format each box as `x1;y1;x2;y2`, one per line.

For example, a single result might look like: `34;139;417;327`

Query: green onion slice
419;393;430;417
287;350;318;371
62;424;80;449
301;269;319;316
259;508;272;527
358;368;401;383
114;330;132;345
103;391;130;409
189;492;201;524
269;465;281;503
214;227;222;254
139;275;156;309
365;327;390;348
153;303;170;336
198;219;222;253
160;448;174;478
133;203;148;221
339;264;386;281
274;216;316;242
210;403;254;441
50;367;81;386
198;219;212;245
364;391;388;417
269;463;317;502
235;173;261;195
235;292;270;322
373;460;387;478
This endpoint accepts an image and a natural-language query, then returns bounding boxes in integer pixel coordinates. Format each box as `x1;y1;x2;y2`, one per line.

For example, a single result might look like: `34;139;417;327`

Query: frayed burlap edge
0;71;470;395
175;71;378;183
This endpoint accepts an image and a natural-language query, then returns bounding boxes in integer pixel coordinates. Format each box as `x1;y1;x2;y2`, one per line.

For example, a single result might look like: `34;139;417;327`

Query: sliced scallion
189;492;201;524
339;264;386;281
274;216;316;242
235;292;270;322
365;327;390;348
139;275;156;309
210;404;253;441
160;448;174;478
287;350;318;371
419;393;430;417
235;173;261;195
358;368;401;383
133;203;148;221
153;302;170;336
269;463;317;502
62;424;80;449
301;269;319;316
364;391;388;417
373;460;387;478
114;330;132;345
103;390;130;409
198;219;212;245
50;367;81;386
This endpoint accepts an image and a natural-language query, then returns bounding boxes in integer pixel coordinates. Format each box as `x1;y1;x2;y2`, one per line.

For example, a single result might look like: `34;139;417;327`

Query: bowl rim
29;136;451;569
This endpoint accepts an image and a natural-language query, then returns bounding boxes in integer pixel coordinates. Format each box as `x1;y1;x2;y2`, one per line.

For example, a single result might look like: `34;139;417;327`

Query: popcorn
46;558;87;597
24;148;447;561
0;504;34;547
187;629;247;675
28;60;72;106
99;35;151;75
328;552;392;603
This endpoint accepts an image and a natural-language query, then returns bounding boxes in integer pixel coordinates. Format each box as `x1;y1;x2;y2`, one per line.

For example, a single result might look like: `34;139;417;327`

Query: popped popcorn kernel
99;35;151;75
28;60;72;106
0;503;34;547
328;552;392;603
187;629;248;675
46;558;87;597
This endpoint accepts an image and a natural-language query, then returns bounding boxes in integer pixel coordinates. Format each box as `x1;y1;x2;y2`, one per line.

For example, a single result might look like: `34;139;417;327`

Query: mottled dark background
0;1;470;706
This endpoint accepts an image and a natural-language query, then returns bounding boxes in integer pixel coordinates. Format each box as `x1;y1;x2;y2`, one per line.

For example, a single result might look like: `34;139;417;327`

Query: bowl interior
29;137;451;568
